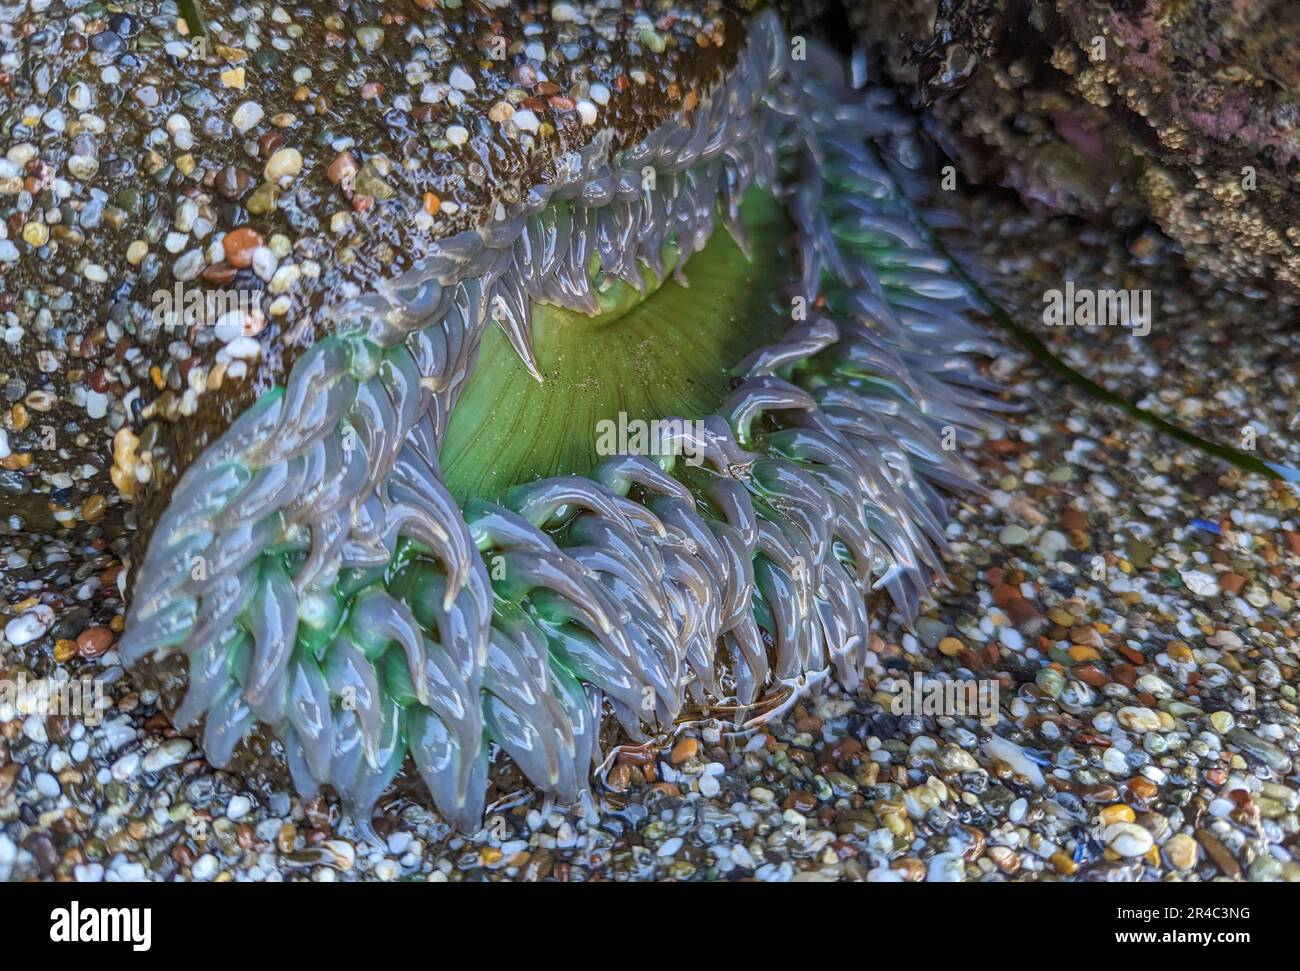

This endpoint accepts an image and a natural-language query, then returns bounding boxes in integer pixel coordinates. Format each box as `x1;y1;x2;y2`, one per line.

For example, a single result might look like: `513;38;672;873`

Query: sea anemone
107;7;1008;836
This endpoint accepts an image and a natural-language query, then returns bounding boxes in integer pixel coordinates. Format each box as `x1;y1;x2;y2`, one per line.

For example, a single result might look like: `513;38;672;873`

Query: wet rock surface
849;0;1300;297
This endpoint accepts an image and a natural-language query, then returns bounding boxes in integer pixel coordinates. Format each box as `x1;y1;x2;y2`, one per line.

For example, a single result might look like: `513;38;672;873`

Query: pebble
998;524;1030;545
670;737;699;765
76;626;113;658
5;605;54;646
1104;822;1154;857
222;227;264;268
192;854;218;880
110;752;140;781
227;795;252;821
449;67;476;92
231;101;265;133
1116;706;1161;733
264;148;303;182
142;738;192;772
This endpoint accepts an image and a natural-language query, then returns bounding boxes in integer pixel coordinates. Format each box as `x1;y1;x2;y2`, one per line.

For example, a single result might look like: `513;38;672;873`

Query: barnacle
117;11;1007;836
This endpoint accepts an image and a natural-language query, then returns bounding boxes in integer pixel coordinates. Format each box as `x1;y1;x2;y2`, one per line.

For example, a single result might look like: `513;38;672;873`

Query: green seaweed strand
179;0;207;40
877;146;1300;484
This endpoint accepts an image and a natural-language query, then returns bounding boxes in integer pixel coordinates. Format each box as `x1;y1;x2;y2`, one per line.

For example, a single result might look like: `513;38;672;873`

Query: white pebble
225;336;261;360
5;604;54;646
227;795;252;821
231;101;265;132
110;752;140;781
448;67;476;91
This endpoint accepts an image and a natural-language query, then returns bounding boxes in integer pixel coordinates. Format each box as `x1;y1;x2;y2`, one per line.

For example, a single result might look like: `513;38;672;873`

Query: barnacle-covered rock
853;0;1300;296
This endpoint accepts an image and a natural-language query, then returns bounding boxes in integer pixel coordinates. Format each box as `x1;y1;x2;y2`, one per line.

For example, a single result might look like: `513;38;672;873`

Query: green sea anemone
110;7;1007;836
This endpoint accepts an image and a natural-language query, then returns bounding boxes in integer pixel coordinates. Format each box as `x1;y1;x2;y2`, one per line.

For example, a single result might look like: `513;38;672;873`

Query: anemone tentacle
121;12;1007;836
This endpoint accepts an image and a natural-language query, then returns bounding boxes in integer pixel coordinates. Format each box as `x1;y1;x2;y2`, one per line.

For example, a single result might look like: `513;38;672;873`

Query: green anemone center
441;189;790;502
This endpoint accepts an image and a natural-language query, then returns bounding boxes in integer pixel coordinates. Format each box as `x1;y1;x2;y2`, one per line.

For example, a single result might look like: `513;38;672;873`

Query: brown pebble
669;737;699;765
1004;596;1043;632
1217;572;1246;595
327;152;359;186
782;790;817;814
1077;782;1119;803
1195;829;1242;879
81;495;106;523
606;762;632;792
1127;776;1158;807
222;227;263;269
1110;663;1139;688
991;584;1020;608
1073;663;1109;687
76;626;113;659
215;165;250;200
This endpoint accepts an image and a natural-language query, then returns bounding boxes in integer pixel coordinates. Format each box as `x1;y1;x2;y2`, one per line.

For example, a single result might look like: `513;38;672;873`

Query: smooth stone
1104;822;1154;857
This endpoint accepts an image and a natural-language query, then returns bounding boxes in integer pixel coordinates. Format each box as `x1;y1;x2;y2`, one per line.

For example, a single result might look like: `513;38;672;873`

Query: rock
984;734;1045;787
1209;711;1235;733
851;0;1300;293
998;524;1030;545
5;604;54;646
1104;822;1154;858
1117;706;1162;733
264;148;303;182
1218;571;1247;595
1162;833;1197;870
1226;728;1293;772
1038;529;1069;558
231;101;264;133
938;636;964;656
227;795;252;821
916;616;947;648
76;626;113;658
1195;829;1242;880
669;738;698;765
142;737;191;772
222;227;264;268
